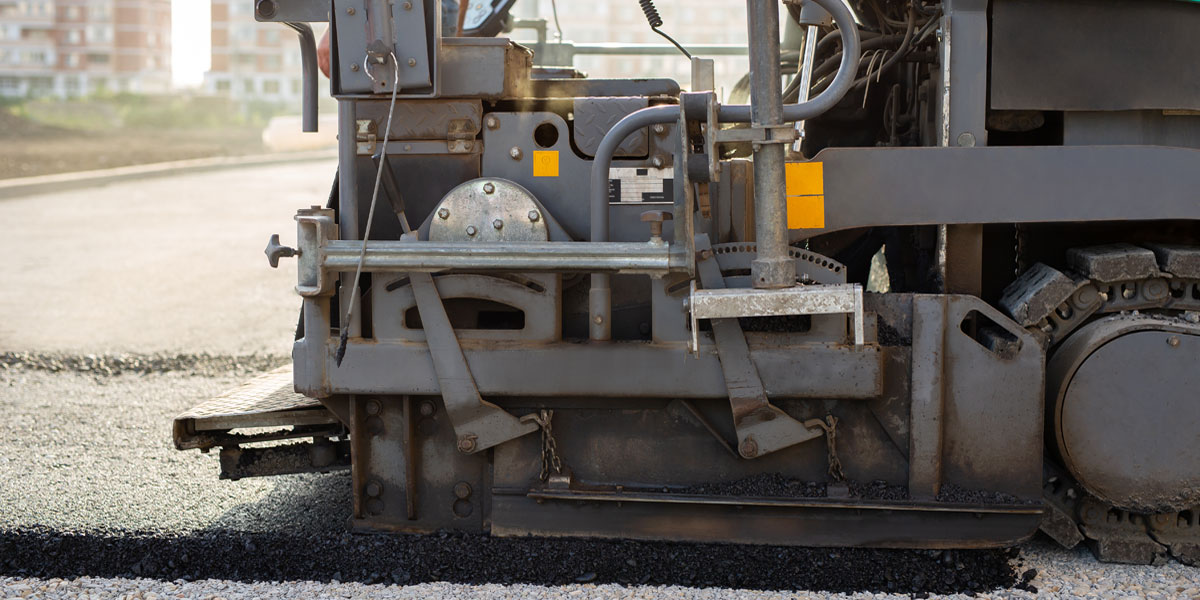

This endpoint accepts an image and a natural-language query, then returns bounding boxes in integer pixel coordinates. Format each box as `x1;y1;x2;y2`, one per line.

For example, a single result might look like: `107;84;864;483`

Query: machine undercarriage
175;0;1200;565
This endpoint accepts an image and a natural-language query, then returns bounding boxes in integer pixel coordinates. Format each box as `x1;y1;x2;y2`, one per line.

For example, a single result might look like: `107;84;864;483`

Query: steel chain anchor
804;415;845;482
521;409;563;481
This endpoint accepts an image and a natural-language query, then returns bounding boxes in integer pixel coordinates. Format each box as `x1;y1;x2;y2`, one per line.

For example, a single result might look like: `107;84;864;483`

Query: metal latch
356;119;377;155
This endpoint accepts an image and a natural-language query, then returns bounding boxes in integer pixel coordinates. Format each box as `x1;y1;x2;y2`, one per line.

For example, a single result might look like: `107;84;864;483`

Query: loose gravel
2;361;1197;599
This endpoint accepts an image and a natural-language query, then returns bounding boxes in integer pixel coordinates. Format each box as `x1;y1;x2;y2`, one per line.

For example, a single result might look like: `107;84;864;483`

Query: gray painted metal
695;235;824;459
572;97;650;157
992;0;1200;111
794;146;1200;239
254;0;329;22
1048;315;1200;513
407;269;539;454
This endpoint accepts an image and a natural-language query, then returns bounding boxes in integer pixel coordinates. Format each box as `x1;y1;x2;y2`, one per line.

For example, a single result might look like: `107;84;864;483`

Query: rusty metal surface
219;439;351;480
1048;315;1200;513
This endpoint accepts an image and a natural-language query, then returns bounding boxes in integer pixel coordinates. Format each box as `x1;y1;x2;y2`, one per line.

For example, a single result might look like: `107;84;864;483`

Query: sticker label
607;167;673;203
784;162;825;229
533;150;559;177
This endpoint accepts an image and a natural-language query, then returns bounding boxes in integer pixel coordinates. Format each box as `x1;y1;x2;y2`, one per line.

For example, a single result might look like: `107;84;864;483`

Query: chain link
524;409;563;482
805;415;845;482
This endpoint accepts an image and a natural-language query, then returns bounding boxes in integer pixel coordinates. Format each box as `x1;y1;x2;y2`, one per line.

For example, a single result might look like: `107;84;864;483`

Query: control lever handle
264;234;298;268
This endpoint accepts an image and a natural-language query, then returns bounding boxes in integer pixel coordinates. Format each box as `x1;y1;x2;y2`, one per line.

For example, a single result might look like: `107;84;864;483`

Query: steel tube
322;240;686;274
285;22;318;133
745;0;794;288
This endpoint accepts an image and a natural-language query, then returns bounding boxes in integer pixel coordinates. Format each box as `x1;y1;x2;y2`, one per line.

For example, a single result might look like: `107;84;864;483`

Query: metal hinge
447;118;475;154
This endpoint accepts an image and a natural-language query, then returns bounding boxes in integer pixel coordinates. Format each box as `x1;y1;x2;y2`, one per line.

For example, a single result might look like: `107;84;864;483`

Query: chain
1013;223;1023;277
524;409;563;482
805;415;845;482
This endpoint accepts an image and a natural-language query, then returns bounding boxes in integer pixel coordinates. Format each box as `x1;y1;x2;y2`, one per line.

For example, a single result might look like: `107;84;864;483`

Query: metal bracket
403;235;538;454
692;234;825;459
356;119;378;155
295;206;338;297
714;125;798;145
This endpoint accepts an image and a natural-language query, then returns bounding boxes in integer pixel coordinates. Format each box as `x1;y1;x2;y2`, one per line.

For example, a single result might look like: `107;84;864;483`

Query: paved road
0;160;336;355
0;163;1197;599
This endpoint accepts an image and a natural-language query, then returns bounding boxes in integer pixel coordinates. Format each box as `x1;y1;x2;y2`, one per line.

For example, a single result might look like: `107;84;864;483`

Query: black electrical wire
638;0;692;59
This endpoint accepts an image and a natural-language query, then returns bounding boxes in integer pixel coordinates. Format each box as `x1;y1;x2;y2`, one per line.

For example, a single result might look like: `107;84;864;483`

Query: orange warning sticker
533;150;559;177
784;161;825;229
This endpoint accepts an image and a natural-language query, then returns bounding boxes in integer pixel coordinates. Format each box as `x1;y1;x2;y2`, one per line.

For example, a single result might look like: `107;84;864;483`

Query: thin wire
548;0;564;42
336;52;401;367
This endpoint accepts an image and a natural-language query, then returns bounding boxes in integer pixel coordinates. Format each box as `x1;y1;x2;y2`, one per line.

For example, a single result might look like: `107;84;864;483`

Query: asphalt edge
0;149;338;200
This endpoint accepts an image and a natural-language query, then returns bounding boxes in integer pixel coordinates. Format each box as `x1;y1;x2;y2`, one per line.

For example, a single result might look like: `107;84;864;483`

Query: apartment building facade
204;0;321;104
0;0;171;98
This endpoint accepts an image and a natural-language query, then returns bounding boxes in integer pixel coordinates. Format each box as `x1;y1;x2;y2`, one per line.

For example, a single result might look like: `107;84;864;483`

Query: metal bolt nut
739;437;759;459
465;225;477;237
652;124;666;135
407;58;417;67
365;480;382;497
418;401;435;416
453;482;473;499
528;210;540;222
957;132;976;147
592;315;603;325
365;400;381;416
492;219;504;230
402;1;412;9
485;116;500;130
437;208;450;219
350;64;359;72
509;147;523;160
1168;336;1181;347
346;6;355;14
651;155;665;168
482;182;495;194
457;435;477;453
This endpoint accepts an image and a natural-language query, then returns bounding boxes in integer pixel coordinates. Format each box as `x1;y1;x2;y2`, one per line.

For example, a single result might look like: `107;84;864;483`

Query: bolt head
407;58;417;67
528;210;540;222
346;6;355;14
457;436;477;453
485;116;500;130
482;182;495;194
651;156;665;168
418;401;435;416
1168;336;1181;347
365;480;382;497
652;124;666;134
592;315;603;325
437;207;450;219
739;437;759;459
492;219;504;230
509;147;523;160
453;482;473;499
465;225;477;236
402;1;412;9
365;400;381;416
350;63;359;72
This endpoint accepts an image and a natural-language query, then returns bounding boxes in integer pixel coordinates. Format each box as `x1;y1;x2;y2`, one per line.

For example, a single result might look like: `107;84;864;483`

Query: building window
86;52;109;64
67;29;81;44
264;55;281;69
64;76;81;96
242;78;254;93
215;79;231;92
263;80;280;94
0;77;19;93
66;53;79;67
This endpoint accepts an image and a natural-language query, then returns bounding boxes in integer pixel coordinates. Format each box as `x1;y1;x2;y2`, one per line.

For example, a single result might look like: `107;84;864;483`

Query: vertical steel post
746;0;796;289
337;100;361;336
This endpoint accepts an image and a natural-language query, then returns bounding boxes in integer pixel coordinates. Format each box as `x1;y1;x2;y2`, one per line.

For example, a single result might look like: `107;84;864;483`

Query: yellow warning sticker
787;195;825;229
784;161;825;229
785;161;823;196
533;150;559;177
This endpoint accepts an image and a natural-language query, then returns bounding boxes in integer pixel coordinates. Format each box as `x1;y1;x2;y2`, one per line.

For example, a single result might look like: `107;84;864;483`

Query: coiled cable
639;0;692;59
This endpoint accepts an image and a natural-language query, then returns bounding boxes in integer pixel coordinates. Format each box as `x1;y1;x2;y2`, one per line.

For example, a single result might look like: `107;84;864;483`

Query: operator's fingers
317;30;332;78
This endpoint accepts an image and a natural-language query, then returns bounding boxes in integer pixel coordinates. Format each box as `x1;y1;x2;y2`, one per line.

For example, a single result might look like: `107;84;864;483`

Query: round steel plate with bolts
1047;315;1200;513
428;178;549;243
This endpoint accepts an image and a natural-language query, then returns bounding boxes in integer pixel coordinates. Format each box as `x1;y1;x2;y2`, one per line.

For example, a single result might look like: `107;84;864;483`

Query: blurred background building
204;0;326;105
0;0;172;98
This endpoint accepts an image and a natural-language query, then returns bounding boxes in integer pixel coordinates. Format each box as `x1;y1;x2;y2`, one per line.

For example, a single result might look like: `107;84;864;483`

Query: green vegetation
8;93;297;133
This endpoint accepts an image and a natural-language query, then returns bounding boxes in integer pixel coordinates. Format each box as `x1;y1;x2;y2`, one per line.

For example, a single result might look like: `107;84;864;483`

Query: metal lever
265;234;298;268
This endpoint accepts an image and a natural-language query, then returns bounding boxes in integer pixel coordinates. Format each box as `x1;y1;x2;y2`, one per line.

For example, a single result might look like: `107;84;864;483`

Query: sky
171;0;211;87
